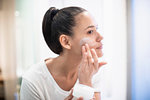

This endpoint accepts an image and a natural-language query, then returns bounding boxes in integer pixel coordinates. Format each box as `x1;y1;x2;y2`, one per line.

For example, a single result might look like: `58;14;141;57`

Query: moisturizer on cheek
79;37;95;47
80;37;106;62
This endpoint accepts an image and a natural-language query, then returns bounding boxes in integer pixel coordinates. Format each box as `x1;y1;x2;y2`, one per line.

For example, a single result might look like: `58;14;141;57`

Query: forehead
74;11;97;30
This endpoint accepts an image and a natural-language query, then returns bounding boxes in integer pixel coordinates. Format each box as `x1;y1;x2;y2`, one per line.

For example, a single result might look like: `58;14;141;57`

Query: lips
96;44;103;49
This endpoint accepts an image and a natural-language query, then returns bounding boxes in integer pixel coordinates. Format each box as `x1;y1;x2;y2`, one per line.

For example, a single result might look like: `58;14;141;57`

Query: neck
48;52;81;79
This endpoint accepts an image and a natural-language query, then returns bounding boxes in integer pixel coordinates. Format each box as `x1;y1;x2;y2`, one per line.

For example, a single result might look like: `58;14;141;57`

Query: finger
82;52;88;69
98;62;107;69
85;44;93;65
81;45;86;57
64;95;73;100
91;49;99;68
79;52;88;71
77;97;83;100
70;88;73;95
64;89;73;100
79;46;87;69
81;46;88;62
85;44;92;58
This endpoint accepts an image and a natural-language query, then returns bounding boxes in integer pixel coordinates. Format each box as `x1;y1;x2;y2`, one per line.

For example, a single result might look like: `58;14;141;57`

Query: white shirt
20;60;102;100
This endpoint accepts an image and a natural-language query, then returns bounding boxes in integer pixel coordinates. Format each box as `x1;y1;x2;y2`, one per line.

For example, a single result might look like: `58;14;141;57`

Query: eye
87;30;94;34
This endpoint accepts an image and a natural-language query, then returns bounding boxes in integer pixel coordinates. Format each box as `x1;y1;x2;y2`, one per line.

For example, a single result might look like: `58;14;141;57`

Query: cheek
96;49;103;57
80;37;103;57
79;37;96;48
71;39;83;56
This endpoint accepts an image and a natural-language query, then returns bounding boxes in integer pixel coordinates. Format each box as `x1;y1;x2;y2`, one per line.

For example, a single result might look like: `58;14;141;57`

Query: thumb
98;62;107;69
64;89;73;100
77;97;83;100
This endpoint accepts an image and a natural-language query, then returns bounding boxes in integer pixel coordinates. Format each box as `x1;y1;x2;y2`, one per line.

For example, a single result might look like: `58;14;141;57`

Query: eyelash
87;27;99;34
87;30;94;34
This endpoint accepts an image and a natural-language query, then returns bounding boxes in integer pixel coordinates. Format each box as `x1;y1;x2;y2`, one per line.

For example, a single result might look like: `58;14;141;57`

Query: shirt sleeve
20;78;41;100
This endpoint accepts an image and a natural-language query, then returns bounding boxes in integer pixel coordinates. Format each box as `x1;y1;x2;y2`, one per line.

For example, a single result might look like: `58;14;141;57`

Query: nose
96;32;103;42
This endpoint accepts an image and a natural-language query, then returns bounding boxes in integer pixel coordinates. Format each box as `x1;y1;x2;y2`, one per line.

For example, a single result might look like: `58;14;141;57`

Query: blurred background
0;0;150;100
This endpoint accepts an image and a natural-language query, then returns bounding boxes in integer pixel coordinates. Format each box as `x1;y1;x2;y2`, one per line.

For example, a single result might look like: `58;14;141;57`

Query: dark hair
42;7;86;54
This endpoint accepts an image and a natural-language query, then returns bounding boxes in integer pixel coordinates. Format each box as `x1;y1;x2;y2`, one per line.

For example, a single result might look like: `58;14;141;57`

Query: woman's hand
64;89;83;100
78;44;107;87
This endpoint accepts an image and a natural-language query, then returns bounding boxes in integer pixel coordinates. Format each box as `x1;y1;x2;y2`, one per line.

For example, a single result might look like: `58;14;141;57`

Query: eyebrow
84;25;98;30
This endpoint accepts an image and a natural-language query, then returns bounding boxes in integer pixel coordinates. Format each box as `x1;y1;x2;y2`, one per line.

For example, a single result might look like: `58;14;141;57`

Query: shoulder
22;61;47;85
20;60;51;100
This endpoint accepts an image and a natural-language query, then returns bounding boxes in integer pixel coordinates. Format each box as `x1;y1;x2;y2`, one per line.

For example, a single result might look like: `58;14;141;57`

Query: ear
59;34;72;50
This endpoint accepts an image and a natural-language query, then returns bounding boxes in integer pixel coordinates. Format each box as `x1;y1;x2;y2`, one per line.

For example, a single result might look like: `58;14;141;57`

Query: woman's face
70;11;103;58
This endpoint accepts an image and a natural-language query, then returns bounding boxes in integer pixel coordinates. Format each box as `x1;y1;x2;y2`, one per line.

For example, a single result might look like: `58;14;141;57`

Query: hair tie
51;9;60;20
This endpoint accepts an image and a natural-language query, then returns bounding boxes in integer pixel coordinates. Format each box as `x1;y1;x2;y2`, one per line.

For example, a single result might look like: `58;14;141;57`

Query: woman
20;6;106;100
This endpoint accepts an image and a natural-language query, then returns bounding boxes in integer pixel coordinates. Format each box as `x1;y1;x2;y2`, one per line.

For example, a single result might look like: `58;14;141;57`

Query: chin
96;50;103;57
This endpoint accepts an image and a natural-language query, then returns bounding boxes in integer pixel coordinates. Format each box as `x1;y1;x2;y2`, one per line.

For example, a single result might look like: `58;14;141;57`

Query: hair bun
50;8;60;20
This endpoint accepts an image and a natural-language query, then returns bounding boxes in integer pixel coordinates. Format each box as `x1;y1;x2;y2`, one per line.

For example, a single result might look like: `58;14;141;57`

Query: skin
46;11;107;100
